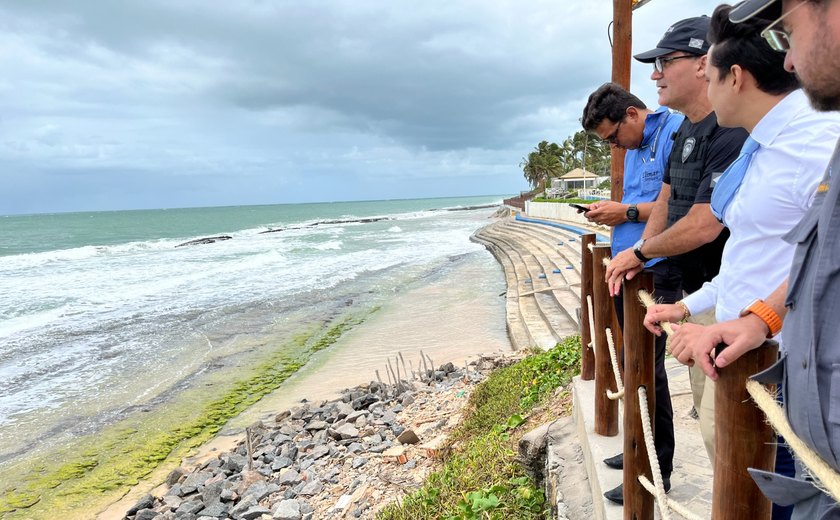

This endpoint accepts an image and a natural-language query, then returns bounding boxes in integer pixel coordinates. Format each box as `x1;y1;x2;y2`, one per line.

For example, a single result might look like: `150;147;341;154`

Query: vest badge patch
682;138;696;163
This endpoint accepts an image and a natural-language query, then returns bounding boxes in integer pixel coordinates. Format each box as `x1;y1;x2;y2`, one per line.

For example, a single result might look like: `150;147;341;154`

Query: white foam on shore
224;250;511;428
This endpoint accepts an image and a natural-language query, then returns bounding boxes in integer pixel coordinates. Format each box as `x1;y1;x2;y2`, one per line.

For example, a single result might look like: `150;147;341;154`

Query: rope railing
587;295;596;360
638;386;674;520
747;381;840;502
579;238;840;519
636;287;840;508
605;327;624;401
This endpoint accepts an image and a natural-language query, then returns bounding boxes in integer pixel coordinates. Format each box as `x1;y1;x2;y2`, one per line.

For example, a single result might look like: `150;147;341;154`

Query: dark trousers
613;260;679;478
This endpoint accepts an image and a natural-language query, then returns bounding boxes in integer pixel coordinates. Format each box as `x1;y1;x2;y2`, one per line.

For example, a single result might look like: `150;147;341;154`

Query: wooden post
592;244;618;436
610;0;633;204
580;233;596;381
622;271;655;520
712;341;779;520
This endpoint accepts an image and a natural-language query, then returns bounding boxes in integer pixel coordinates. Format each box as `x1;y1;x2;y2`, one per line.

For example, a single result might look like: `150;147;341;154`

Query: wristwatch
626;204;639;223
739;299;783;338
632;239;650;263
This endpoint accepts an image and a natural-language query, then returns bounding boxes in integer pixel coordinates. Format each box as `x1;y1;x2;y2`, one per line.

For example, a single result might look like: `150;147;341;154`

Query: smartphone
569;203;590;214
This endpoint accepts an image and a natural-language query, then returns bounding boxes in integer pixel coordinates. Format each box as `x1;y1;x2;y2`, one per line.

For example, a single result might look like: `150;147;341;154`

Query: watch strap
633;240;650;263
742;300;783;338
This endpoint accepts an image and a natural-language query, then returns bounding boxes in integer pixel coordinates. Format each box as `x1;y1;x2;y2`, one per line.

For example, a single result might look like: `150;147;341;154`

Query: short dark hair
581;83;647;132
709;4;799;95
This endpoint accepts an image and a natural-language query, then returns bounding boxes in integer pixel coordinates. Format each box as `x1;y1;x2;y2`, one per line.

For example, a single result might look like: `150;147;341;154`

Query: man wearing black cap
602;15;748;504
670;1;840;518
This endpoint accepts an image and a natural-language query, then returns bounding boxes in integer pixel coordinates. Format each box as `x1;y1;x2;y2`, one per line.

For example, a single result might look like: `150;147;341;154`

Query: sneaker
603;478;671;506
603;453;624;470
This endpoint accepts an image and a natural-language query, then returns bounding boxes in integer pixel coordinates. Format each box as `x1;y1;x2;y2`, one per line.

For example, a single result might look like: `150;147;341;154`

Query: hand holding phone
569;203;590;214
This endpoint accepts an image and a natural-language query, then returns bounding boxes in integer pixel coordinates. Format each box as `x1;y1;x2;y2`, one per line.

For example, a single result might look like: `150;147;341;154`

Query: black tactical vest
665;113;731;294
666;115;717;227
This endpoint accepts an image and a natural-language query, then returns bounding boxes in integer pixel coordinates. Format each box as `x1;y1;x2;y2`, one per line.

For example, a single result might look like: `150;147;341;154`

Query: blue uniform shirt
612;107;684;265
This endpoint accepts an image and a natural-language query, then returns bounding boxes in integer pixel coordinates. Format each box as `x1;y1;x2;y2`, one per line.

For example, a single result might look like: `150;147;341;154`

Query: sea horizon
0;192;512;219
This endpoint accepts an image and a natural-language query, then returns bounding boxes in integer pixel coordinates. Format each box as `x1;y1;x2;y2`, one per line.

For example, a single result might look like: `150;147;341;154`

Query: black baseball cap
634;16;711;63
729;0;782;22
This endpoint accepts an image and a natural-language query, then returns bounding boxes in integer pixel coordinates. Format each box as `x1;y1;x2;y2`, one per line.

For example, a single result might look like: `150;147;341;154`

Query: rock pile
122;354;516;520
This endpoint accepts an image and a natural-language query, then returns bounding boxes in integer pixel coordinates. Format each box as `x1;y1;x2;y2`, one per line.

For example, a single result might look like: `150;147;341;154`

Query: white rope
586;295;597;360
747;380;840;502
638;289;676;336
602;256;611;267
605;327;624;400
587;243;594;252
638;386;673;520
637;476;704;520
631;290;840;513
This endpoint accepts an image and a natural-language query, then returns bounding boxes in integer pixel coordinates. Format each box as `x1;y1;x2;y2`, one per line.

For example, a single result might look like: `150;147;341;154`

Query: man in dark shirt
602;15;748;503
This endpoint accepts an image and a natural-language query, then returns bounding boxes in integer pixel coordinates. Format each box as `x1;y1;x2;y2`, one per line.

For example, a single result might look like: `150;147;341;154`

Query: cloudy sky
1;0;725;215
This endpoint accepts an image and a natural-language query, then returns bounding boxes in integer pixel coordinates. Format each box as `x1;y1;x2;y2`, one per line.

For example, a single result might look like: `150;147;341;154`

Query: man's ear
696;55;708;78
730;64;747;92
625;106;639;122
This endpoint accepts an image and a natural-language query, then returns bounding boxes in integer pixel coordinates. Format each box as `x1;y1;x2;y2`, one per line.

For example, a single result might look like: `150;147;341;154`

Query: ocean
0;196;512;518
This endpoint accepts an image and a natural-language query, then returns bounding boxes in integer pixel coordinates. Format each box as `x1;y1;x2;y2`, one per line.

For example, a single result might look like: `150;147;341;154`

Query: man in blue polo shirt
581;82;684;504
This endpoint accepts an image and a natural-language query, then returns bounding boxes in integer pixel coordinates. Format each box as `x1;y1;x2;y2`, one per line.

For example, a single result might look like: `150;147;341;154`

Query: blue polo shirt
612;107;684;265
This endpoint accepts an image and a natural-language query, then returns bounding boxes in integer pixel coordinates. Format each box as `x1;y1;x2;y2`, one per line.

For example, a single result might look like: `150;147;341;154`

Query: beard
802;12;840;111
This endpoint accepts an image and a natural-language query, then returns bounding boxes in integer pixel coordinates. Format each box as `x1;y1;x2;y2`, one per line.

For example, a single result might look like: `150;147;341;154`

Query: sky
1;0;726;215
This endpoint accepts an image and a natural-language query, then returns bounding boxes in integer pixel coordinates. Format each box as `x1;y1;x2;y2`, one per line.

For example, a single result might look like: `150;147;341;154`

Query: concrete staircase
472;215;713;520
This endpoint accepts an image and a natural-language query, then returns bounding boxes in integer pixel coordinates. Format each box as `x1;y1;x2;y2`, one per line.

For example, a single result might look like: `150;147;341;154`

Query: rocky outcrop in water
122;354;513;520
175;236;233;247
258;217;392;235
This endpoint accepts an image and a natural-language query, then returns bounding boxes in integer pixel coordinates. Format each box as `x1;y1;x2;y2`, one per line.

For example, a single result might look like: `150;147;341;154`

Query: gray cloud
0;0;724;213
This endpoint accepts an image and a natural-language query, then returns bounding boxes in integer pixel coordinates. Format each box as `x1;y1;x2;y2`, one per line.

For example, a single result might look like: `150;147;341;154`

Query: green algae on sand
0;310;374;519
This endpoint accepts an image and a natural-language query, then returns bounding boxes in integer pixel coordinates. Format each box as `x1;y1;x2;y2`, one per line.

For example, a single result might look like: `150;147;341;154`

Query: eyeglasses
605;119;623;144
761;1;807;52
654;55;696;73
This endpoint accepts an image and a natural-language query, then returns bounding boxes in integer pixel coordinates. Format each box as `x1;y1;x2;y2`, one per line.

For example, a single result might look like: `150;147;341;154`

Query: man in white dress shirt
642;7;840;516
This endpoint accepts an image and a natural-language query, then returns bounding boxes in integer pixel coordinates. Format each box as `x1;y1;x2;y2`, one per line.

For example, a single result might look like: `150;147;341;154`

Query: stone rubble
122;353;518;520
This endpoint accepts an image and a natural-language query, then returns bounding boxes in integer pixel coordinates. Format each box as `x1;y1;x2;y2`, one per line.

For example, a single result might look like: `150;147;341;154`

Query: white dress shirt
683;89;840;327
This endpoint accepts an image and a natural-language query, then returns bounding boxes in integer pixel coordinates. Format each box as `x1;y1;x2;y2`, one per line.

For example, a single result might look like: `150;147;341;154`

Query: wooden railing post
592;244;618;436
622;271;655;520
580;233;596;381
712;341;779;520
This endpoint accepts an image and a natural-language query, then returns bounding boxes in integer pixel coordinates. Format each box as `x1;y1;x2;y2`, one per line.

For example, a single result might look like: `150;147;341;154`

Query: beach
0;196;511;519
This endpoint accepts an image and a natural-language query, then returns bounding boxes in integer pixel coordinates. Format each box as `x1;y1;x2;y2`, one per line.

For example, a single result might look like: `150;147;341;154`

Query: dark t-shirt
663;112;748;294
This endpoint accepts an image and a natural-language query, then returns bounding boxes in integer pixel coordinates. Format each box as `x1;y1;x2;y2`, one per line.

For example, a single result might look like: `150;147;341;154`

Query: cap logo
666;25;675;33
689;38;704;49
682;138;696;163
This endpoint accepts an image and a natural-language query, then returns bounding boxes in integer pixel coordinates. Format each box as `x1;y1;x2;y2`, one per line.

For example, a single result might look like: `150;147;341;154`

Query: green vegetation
0;310;376;520
377;336;582;520
531;197;595;204
520;133;611;189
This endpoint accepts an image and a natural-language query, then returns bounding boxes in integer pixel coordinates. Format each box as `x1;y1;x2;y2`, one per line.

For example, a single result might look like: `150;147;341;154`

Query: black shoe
604;483;624;505
603;478;671;506
603;453;624;470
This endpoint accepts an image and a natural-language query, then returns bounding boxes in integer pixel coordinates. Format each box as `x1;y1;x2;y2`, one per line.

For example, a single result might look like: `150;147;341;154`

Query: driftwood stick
387;360;400;394
420;349;430;377
398;352;409;381
245;427;254;471
375;369;386;397
384;364;394;388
